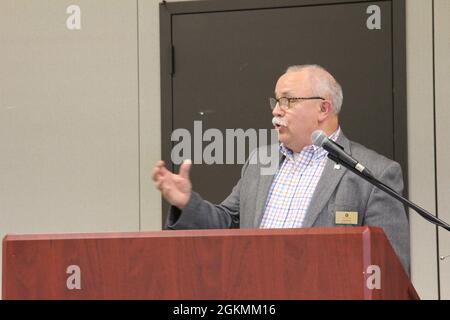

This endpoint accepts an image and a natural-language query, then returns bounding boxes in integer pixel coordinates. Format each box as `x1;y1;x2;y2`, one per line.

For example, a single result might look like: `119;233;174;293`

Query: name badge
335;211;358;225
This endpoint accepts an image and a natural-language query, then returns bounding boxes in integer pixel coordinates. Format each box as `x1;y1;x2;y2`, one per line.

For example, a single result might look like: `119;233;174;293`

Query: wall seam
431;0;441;300
137;0;142;231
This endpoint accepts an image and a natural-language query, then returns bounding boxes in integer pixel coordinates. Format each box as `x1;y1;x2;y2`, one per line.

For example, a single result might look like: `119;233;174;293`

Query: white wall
0;0;449;299
434;0;450;300
407;0;450;299
407;0;439;299
0;0;164;294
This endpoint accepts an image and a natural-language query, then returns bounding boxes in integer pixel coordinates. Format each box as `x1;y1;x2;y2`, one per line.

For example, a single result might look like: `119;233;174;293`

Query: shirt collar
280;127;341;162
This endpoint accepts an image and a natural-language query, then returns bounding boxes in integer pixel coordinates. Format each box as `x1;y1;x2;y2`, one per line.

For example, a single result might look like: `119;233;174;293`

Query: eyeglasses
269;97;325;110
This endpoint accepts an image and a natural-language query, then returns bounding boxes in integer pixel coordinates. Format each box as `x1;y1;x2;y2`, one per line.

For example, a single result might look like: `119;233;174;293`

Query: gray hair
286;64;343;114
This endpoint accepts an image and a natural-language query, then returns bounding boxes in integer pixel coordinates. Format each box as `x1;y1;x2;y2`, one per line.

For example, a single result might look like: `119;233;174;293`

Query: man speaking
152;64;410;274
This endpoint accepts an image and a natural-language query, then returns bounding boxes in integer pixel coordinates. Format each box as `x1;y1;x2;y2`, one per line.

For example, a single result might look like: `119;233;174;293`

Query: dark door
160;0;406;222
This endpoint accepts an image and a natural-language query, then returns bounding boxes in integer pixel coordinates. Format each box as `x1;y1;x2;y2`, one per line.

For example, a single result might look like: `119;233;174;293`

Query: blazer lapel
302;132;350;227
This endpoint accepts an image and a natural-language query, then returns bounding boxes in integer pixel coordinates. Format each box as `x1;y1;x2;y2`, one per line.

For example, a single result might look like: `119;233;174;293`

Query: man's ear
318;100;333;121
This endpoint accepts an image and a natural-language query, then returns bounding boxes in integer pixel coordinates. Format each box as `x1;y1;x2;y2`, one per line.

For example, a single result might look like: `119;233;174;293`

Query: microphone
311;130;374;178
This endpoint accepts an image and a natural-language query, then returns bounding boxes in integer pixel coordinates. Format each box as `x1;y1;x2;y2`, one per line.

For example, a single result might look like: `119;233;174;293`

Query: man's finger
152;167;162;181
178;159;192;179
155;160;165;167
159;165;171;178
155;179;164;191
152;161;166;180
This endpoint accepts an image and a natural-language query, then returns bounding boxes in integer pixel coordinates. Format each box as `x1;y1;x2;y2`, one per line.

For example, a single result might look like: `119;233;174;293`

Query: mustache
272;117;288;128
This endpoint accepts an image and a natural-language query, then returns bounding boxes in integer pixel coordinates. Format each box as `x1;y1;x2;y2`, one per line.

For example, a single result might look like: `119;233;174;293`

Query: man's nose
272;104;284;117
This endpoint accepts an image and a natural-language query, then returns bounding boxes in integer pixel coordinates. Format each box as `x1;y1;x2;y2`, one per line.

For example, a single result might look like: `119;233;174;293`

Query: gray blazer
166;132;410;274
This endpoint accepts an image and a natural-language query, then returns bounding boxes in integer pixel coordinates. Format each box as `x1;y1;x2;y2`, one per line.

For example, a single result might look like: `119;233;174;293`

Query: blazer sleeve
164;160;252;230
165;184;241;230
363;161;411;275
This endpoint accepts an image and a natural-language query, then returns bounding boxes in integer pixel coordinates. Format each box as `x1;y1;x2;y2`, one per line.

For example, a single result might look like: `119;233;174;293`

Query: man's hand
152;159;192;209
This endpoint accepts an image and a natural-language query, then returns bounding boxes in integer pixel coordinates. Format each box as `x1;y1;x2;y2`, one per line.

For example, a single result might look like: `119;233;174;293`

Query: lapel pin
334;163;341;170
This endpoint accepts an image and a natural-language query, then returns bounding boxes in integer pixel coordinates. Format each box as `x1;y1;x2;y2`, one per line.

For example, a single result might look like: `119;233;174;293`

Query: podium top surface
3;226;382;241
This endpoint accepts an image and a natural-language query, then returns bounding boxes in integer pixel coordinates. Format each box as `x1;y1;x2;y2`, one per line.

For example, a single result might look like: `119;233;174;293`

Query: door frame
159;0;407;225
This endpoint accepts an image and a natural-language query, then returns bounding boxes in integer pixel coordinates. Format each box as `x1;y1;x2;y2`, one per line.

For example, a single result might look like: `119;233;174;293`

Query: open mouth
272;117;287;130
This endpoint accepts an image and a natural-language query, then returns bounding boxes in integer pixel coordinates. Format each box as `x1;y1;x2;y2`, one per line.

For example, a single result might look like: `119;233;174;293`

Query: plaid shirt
260;128;340;228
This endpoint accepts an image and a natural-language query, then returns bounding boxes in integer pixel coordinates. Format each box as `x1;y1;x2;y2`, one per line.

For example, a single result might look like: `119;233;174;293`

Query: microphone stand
327;153;450;232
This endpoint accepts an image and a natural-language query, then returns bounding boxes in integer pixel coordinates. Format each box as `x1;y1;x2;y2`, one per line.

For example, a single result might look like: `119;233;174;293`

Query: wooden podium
2;226;419;300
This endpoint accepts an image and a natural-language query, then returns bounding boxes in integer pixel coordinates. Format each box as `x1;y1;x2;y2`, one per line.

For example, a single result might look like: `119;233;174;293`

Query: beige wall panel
435;0;450;300
0;0;140;292
406;0;438;299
